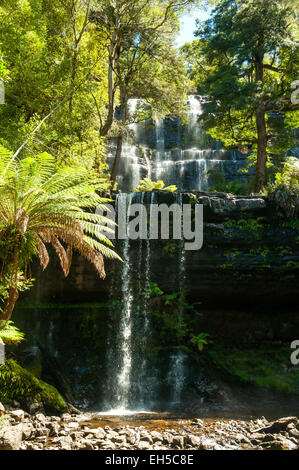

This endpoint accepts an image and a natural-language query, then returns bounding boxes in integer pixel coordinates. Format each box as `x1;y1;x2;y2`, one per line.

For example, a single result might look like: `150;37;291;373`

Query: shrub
134;178;177;192
267;158;299;218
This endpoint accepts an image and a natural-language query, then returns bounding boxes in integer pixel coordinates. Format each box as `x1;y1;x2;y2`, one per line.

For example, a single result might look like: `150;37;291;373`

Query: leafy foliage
135;178;178;192
190;332;213;352
0;148;121;324
142;282;209;354
267;158;299;218
209;345;299;394
0;0;109;173
207;169;254;195
183;0;299;190
0;321;24;345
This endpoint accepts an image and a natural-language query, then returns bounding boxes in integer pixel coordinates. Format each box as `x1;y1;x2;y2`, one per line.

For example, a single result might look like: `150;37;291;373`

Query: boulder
253;417;298;435
10;410;24;423
0;424;23;450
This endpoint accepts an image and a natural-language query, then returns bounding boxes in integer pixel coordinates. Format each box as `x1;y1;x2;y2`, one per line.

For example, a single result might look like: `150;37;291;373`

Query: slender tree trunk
100;28;119;137
0;287;19;324
0;237;20;326
255;101;267;192
255;57;267;192
109;89;128;191
69;45;78;115
110;133;123;191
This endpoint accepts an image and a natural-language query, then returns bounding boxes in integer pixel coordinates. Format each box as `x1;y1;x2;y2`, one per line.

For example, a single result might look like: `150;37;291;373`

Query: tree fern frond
0;321;25;344
35;235;50;270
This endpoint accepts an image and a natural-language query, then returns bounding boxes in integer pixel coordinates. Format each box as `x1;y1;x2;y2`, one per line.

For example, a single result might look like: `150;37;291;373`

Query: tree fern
0;149;121;325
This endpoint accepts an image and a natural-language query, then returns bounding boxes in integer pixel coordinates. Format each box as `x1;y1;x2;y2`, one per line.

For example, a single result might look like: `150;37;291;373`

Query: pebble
0;401;298;451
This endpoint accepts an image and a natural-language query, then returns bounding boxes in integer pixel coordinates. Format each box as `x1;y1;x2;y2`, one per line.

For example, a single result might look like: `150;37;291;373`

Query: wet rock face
23;191;299;309
11;191;298;410
109;96;254;193
0;403;298;450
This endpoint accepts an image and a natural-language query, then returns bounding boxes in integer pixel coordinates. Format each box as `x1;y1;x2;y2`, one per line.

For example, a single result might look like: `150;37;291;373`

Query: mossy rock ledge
0;359;67;414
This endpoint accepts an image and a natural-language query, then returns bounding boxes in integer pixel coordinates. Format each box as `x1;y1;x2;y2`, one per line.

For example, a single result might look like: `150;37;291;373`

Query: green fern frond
0;321;25;344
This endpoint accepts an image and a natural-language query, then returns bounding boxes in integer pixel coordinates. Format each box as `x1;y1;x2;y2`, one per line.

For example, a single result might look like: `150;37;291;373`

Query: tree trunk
109;90;128;191
0;237;20;326
255;57;267;192
0;287;19;325
255;101;267;191
100;28;119;137
110;133;123;191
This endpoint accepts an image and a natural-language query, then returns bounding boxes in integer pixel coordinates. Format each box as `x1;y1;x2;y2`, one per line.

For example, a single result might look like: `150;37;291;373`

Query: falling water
103;192;160;413
167;352;186;405
144;153;152;179
112;94;250;192
187;94;203;145
155;118;165;153
133;192;159;409
167;193;187;405
155;117;165;180
113;193;134;412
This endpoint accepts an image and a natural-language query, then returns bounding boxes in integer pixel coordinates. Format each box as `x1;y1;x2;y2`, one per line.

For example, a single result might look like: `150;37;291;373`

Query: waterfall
144;153;152;179
155;118;165;180
167;352;186;405
102;191;193;412
155;118;165;154
134;192;159;409
114;193;134;411
111;94;250;191
167;193;187;406
103;192;158;413
187;95;203;146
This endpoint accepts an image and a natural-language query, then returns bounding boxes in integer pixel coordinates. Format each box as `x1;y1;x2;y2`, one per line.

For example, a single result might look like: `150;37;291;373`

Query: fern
0;321;24;345
0;149;122;325
134;177;177;192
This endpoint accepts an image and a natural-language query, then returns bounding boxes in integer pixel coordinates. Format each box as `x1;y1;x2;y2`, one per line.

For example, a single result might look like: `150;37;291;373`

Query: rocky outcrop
10;191;299;410
22;191;298;308
0;403;298;450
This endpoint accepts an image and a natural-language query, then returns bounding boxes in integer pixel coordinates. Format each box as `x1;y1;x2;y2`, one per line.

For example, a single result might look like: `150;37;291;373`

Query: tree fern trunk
0;236;20;326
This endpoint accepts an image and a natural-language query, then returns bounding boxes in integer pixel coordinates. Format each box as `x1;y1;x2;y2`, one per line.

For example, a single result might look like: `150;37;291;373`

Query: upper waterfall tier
107;95;253;192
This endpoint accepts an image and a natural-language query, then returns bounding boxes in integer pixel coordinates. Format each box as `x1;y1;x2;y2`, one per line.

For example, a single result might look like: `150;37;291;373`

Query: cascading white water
167;351;186;404
113;94;250;192
103;192;160;413
188;94;202;115
167;193;187;405
155;118;165;153
133;192;159;409
187;94;203;145
114;193;134;412
144;153;152;179
155;117;165;180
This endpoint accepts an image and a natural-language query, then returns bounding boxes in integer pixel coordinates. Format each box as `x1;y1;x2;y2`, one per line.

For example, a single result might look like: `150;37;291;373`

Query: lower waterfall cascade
11;187;299;415
101;193;189;413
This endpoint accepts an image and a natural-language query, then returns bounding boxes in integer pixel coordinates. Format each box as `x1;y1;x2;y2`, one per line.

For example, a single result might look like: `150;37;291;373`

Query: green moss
0;359;67;413
223;217;267;240
209;345;299;394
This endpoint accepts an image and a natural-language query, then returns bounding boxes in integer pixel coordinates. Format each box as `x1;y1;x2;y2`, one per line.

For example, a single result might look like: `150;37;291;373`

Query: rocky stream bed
0;402;298;451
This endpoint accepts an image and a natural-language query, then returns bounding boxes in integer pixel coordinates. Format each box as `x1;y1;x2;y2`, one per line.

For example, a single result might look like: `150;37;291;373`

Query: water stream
107;95;251;192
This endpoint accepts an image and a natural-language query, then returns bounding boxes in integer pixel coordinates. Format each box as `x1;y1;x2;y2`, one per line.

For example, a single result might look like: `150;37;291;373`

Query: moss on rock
208;345;299;394
0;359;67;414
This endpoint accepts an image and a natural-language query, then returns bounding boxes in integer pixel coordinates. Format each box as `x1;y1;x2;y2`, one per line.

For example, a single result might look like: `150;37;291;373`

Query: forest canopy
0;0;298;190
0;0;197;182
